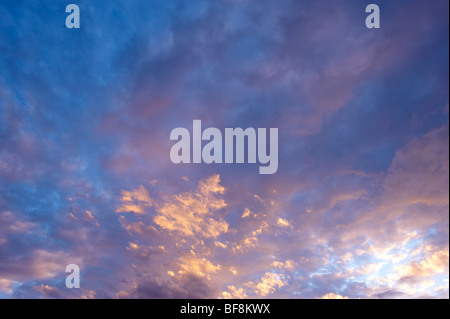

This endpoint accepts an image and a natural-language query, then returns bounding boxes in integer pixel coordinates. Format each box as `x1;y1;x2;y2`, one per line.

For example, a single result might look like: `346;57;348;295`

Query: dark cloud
129;274;217;299
0;0;448;298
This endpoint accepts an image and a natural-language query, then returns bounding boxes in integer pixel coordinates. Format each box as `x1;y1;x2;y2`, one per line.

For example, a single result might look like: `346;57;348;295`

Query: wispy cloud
0;0;448;298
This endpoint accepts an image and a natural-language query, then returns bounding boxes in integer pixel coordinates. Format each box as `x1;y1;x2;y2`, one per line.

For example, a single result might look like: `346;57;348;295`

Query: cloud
126;242;166;260
153;175;229;238
215;241;227;248
0;211;36;245
119;217;159;237
221;285;248;299
272;260;297;271
241;208;252;218
0;248;83;295
128;273;218;299
33;284;60;298
397;248;449;281
320;293;349;299
0;279;16;294
116;185;153;214
276;218;291;228
246;272;287;297
384;125;449;207
177;251;222;279
0;0;448;299
233;221;270;252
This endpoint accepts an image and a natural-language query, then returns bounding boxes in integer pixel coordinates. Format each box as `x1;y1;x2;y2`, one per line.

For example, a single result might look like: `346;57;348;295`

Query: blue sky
0;0;448;298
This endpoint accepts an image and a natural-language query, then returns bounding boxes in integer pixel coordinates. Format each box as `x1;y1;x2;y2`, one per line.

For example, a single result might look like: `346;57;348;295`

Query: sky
0;0;448;299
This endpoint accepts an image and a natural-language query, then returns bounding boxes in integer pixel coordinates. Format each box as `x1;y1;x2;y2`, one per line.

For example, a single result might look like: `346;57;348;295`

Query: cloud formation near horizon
0;0;448;298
